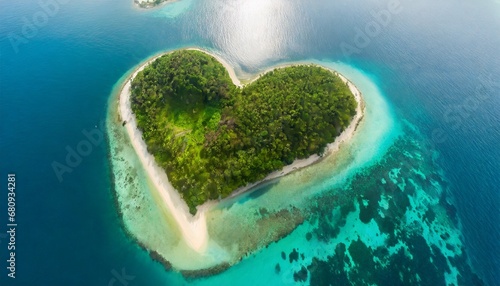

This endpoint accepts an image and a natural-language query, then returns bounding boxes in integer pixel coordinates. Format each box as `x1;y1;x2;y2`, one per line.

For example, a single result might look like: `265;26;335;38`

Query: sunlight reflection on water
191;0;311;70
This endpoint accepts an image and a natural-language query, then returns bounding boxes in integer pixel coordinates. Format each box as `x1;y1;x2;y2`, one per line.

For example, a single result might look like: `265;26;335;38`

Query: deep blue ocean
0;0;499;285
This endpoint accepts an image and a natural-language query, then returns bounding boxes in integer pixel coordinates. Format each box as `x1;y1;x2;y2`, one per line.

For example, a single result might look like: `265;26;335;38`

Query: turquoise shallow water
0;0;498;285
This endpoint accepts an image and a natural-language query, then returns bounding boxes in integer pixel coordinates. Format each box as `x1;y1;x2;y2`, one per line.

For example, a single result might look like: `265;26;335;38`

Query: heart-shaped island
111;48;364;272
128;49;358;213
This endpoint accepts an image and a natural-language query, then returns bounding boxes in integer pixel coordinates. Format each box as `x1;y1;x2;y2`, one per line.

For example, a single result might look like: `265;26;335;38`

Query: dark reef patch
308;244;349;286
293;266;308;282
306;232;312;241
407;234;445;285
275;263;281;274
347;239;376;282
289;248;299;263
148;250;173;270
423;207;436;223
258;207;269;217
302;130;485;286
358;188;381;224
180;262;231;279
312;197;354;243
431;245;450;274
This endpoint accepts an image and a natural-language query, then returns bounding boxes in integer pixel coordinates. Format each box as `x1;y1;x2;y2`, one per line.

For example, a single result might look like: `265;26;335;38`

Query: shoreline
118;52;209;253
226;70;365;198
134;0;175;9
118;48;364;253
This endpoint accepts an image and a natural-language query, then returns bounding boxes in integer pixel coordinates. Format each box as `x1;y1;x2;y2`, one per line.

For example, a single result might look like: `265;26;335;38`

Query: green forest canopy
130;50;357;213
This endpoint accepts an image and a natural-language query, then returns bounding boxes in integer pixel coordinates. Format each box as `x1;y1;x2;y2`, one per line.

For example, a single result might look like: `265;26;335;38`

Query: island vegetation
134;0;167;9
130;50;357;213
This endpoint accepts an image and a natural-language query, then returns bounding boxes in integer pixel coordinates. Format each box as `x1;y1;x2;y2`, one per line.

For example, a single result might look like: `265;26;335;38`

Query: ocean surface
0;0;499;285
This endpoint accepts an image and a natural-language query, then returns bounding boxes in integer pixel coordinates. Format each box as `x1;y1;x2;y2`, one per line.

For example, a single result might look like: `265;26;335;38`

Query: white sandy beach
227;68;365;197
118;48;364;253
119;54;209;253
